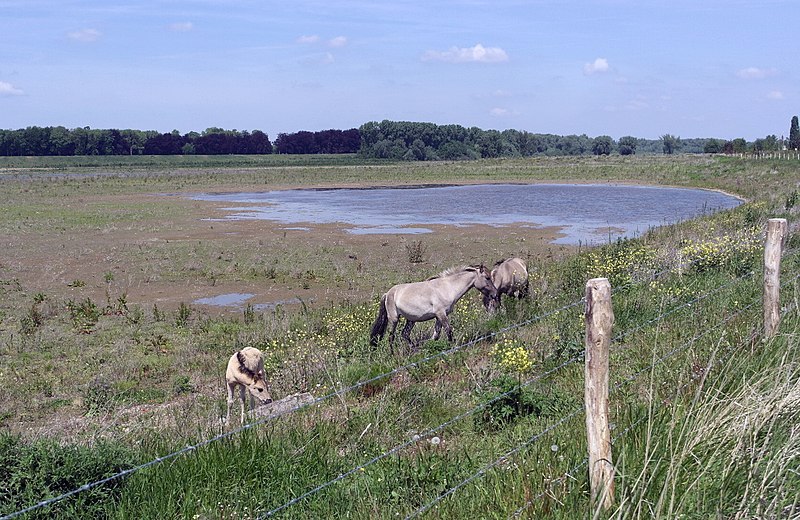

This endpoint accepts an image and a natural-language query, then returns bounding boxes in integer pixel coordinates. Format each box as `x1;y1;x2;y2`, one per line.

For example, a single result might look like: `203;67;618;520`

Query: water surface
190;183;741;245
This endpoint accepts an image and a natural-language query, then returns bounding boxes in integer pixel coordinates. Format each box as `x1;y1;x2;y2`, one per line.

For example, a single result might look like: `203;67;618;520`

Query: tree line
358;120;794;159
0;126;360;157
1;118;796;157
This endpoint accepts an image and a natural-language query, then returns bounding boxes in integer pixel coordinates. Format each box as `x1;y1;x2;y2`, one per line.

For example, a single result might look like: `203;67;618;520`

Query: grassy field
0;154;798;518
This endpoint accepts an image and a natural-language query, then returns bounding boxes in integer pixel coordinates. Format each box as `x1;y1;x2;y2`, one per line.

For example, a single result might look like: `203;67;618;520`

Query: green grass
0;154;798;518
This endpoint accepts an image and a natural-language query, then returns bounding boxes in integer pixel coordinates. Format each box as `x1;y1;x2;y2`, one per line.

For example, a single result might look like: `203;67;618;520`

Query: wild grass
0;155;798;518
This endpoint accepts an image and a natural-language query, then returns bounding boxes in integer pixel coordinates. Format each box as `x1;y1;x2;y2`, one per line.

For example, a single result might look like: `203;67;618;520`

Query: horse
483;257;529;311
225;347;273;425
370;264;498;352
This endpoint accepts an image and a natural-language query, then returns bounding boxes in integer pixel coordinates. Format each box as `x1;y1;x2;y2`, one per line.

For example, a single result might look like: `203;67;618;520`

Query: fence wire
3;236;795;520
0;295;586;520
260;267;763;516
405;291;762;519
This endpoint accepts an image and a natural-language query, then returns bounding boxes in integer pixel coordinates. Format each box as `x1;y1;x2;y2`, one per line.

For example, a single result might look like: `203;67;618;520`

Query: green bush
477;375;577;429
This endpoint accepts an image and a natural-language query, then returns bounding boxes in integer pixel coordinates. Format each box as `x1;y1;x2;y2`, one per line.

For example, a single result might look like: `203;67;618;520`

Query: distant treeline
273;129;360;154
0;121;786;158
0;126;364;157
358;120;784;159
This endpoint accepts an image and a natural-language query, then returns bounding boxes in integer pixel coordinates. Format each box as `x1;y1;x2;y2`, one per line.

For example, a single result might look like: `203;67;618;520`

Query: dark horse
370;265;498;352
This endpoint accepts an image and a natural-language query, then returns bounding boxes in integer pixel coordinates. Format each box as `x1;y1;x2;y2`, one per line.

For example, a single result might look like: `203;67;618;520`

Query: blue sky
1;0;796;141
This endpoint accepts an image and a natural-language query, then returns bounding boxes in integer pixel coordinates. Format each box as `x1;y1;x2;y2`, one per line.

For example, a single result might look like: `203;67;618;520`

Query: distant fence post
584;277;615;510
764;218;789;338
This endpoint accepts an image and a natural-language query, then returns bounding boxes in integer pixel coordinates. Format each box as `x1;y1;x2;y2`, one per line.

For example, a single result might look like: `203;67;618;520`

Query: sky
1;0;797;141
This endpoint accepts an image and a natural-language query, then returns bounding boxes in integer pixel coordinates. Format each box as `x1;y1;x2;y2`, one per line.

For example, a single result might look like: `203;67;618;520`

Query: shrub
66;297;101;334
405;240;427;263
477;375;576;429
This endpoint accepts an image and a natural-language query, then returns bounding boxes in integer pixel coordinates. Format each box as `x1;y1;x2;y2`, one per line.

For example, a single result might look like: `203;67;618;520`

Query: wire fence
407;288;763;519
2;232;797;520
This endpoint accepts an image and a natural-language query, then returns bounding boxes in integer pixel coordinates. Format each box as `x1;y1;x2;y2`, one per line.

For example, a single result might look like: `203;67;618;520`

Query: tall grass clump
610;314;800;519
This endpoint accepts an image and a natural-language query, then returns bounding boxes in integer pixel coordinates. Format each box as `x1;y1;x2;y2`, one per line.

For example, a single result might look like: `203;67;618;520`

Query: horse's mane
494;258;509;267
427;265;479;280
236;350;261;380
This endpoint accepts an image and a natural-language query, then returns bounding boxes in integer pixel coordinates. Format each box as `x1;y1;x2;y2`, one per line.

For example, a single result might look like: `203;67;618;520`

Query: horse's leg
436;312;453;342
432;319;441;340
239;385;246;423
402;320;415;349
225;382;235;425
520;279;530;298
388;318;399;354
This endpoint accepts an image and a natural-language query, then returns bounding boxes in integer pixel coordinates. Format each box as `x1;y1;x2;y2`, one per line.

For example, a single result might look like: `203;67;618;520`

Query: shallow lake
190;183;742;245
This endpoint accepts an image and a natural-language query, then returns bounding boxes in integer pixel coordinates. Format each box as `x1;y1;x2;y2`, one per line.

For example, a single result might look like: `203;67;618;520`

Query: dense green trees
274;129;359;154
591;135;614;156
358;120;621;160
617;136;637;155
0;127;272;156
0;120;793;158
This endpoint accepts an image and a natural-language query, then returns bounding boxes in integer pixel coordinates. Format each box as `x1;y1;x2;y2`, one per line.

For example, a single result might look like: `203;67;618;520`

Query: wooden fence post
764;218;789;338
585;277;615;510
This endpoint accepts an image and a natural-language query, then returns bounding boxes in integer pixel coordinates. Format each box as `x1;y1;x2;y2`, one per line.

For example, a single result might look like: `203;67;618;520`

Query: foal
225;347;273;425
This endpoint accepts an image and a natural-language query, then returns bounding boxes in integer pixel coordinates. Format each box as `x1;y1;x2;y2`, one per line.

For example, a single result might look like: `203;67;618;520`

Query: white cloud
583;58;609;75
67;28;101;42
767;90;784;100
0;81;23;96
168;21;193;32
297;35;320;44
328;36;347;47
736;67;777;79
421;43;509;63
490;107;509;116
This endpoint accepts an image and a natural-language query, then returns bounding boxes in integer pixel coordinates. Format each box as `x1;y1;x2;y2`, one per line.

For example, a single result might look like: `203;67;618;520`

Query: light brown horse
225;347;273;425
370;265;498;352
484;257;529;311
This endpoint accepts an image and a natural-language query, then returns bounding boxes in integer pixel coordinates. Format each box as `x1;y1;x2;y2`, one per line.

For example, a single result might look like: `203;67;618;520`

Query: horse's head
237;349;274;404
473;264;498;302
483;291;501;312
247;373;273;404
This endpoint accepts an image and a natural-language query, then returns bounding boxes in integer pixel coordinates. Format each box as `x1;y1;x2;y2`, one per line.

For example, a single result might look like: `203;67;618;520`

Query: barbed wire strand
612;269;755;345
261;265;766;516
0;296;586;520
510;293;762;518
511;412;649;518
405;407;585;520
3;243;791;519
408;294;761;519
259;353;584;518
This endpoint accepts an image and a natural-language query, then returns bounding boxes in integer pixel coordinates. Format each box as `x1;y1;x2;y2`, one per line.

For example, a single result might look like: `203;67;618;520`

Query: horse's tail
370;294;388;346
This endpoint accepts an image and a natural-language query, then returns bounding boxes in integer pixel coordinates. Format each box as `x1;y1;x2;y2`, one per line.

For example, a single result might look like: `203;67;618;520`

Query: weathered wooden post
764;218;789;338
585;277;614;510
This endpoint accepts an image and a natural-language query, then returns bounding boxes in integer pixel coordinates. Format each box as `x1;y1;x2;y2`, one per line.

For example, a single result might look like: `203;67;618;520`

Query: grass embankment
0;154;798;518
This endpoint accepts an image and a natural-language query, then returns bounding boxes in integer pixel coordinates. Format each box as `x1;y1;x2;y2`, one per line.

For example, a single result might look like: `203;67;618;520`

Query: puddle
193;293;254;307
193;293;302;310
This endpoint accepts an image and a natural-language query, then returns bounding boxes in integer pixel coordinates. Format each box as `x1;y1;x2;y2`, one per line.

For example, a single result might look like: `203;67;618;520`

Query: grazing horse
225;347;273;425
483;257;529;311
370;265;498;352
